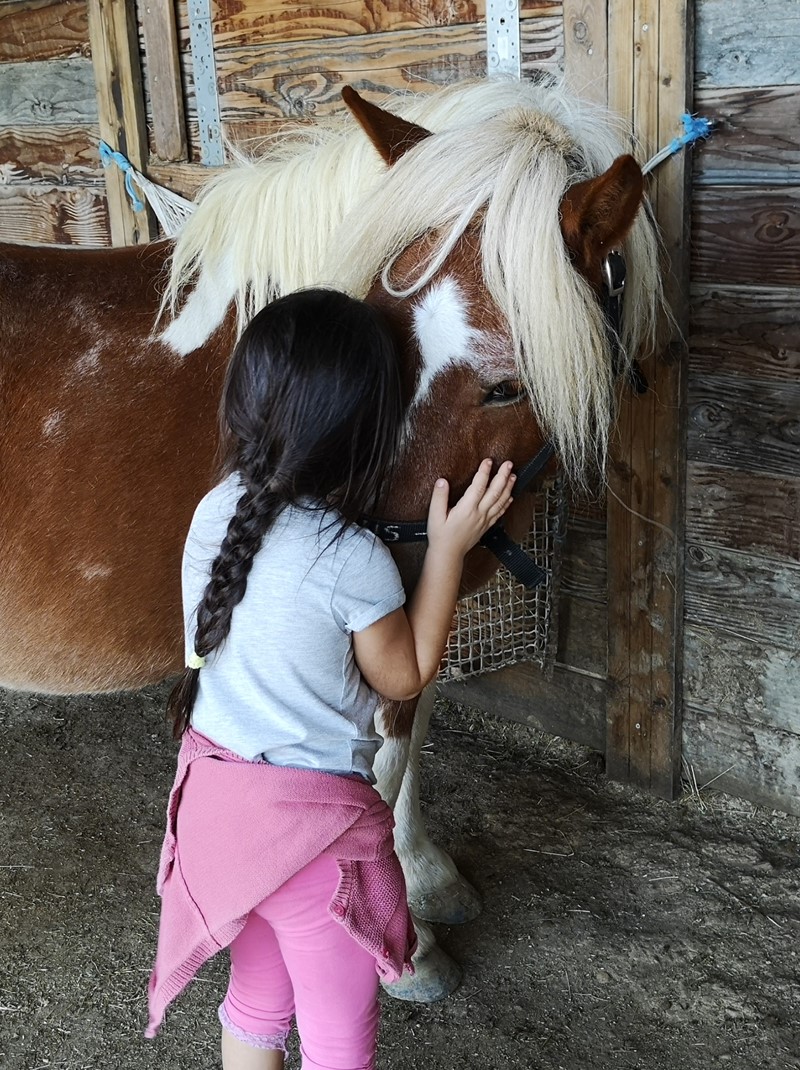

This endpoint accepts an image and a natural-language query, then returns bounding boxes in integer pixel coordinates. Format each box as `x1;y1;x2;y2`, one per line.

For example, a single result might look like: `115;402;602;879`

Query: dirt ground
1;684;799;1070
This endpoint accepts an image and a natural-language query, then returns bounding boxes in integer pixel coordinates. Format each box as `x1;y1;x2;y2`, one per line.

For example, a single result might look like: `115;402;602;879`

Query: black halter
362;251;645;589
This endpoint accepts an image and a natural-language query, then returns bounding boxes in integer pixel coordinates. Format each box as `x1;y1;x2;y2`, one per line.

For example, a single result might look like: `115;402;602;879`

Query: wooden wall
1;1;797;813
683;0;800;814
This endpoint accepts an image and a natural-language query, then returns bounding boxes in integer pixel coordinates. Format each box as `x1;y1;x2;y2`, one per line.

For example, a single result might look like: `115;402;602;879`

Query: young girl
146;288;515;1070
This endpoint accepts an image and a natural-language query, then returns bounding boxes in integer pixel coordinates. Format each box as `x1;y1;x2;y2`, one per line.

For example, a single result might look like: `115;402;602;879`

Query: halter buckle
602;249;626;298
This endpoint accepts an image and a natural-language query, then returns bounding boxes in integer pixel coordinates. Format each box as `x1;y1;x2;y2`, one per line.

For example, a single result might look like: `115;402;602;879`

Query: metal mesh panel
438;479;566;682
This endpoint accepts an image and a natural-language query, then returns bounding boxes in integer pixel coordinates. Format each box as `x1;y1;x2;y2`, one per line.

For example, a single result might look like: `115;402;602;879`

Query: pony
0;76;662;1001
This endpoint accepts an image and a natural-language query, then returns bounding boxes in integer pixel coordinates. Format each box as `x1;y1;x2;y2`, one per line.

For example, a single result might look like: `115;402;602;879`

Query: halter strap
363;251;644;589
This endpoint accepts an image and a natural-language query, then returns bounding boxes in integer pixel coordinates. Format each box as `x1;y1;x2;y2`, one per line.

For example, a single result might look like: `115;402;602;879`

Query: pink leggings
220;853;380;1070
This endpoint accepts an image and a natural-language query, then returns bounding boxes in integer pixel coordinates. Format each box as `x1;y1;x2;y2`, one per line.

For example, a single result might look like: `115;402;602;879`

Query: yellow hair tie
187;652;206;670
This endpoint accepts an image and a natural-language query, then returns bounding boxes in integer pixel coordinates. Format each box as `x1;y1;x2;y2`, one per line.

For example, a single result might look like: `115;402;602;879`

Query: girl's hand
426;459;515;559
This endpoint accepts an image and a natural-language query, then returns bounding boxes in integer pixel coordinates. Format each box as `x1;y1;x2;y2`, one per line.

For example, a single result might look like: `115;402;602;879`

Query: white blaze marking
411;276;479;408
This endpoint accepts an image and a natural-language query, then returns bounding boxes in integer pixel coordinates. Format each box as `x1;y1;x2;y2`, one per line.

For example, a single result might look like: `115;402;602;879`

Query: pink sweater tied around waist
146;727;416;1038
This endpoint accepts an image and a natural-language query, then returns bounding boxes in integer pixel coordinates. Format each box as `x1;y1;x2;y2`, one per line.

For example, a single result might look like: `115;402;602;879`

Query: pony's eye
484;379;526;405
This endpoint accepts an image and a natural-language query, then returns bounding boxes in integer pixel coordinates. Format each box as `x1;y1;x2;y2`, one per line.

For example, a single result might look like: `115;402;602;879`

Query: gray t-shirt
183;474;406;781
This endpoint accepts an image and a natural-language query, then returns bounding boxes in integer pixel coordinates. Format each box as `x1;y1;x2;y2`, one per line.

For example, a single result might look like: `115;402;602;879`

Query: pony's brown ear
341;85;432;166
560;154;644;285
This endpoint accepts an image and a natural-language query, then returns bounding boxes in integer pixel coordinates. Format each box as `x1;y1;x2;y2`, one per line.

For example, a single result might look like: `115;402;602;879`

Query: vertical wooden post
605;0;693;797
140;0;187;162
88;0;158;245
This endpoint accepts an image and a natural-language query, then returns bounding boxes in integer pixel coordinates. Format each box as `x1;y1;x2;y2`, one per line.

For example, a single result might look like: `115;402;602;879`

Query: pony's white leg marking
392;685;482;926
376;687;480;1003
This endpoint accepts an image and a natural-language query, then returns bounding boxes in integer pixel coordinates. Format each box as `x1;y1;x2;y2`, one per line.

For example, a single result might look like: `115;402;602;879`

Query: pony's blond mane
163;77;662;480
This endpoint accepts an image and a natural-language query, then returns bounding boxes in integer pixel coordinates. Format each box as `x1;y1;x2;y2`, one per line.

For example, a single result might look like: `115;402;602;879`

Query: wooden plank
0;125;103;186
556;595;606;676
695;0;800;89
560;516;606;602
207;20;563;124
693;86;800;187
683;705;800;818
690;284;800;384
173;0;561;49
685;625;799;735
0;57;97;125
0;185;109;245
685;543;800;650
140;0;187;161
562;0;607;105
604;0;691;799
687;463;800;564
687;374;800;480
0;0;88;63
692;187;800;289
88;0;157;245
440;660;607;751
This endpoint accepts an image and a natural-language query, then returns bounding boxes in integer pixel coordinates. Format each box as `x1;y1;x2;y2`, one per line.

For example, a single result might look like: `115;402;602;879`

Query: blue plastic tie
669;113;715;156
98;140;146;213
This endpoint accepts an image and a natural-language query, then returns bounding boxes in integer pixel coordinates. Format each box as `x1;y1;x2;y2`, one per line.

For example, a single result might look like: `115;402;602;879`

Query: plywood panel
0;125;103;186
689;284;800;384
687;463;800;564
685;542;800;650
692;187;800;289
693;86;800;187
683;705;800;818
0;185;109;245
687;374;800;480
0;0;88;63
0;57;97;125
685;625;799;735
174;0;561;48
695;0;800;89
207;19;562;124
440;660;606;751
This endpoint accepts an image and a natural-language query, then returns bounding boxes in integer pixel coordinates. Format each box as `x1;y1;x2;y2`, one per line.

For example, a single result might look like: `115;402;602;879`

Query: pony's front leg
373;686;481;1003
389;685;482;925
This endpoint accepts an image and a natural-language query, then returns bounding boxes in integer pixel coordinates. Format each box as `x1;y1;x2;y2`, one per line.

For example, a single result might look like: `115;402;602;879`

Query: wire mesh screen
438;479;567;683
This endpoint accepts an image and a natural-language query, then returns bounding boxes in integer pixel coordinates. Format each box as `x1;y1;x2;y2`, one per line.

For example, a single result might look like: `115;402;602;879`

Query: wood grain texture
88;0;157;245
692;188;800;289
440;660;607;751
173;0;560;49
140;0;187;160
695;0;800;89
555;594;606;676
206;19;563;125
562;0;607;105
689;284;800;383
0;184;109;245
0;0;88;63
687;374;800;480
0;57;97;125
687;462;800;564
685;542;800;649
693;86;800;187
0;125;103;186
605;0;692;799
683;704;800;818
685;625;799;735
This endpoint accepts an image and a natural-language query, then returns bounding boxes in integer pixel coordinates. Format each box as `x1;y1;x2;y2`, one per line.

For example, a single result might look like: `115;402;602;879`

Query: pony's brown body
0;242;233;691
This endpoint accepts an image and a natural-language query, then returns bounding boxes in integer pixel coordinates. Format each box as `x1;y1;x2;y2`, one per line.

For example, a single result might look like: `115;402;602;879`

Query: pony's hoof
382;945;463;1003
407;875;482;925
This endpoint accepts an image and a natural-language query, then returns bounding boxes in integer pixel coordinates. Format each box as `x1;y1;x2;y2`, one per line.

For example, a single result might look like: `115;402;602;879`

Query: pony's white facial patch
42;411;64;439
411;276;494;408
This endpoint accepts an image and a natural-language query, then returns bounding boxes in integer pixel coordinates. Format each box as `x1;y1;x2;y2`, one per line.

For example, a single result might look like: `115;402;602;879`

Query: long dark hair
168;288;404;737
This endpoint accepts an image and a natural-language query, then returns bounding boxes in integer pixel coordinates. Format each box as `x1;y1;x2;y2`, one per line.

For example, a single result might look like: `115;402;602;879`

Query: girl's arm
353;459;515;701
